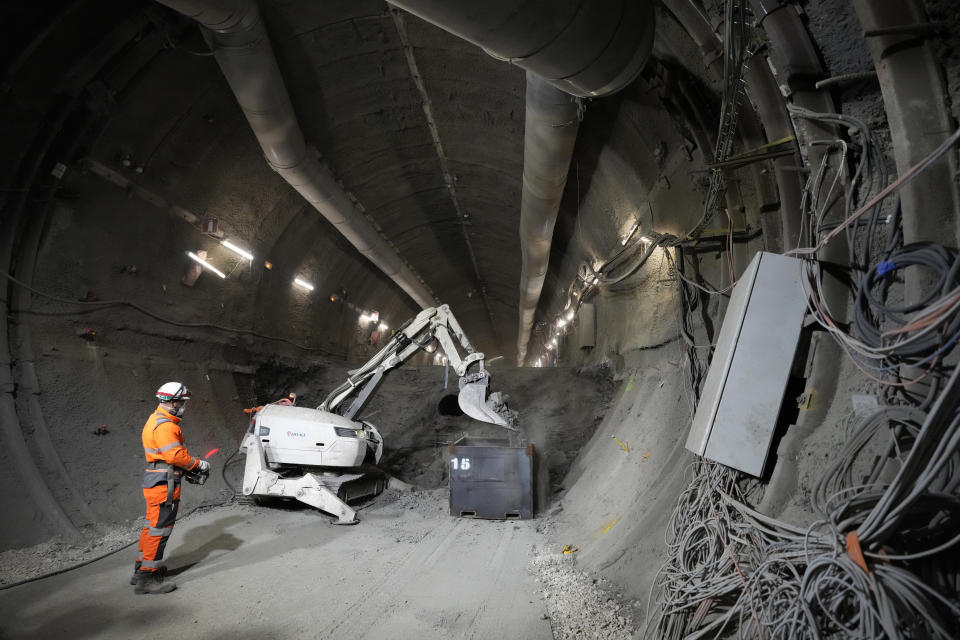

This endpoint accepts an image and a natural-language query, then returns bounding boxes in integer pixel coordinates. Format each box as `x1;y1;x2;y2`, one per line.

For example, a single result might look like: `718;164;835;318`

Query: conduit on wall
154;0;436;309
852;0;959;248
663;0;803;251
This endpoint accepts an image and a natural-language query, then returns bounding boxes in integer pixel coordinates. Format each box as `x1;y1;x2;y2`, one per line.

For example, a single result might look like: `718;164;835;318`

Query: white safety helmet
156;382;191;403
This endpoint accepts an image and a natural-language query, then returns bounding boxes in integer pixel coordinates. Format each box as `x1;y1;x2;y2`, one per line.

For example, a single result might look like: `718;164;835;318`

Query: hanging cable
1;269;343;357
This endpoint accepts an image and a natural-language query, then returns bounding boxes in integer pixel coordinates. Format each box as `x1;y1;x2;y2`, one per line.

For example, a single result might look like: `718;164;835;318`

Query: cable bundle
647;370;960;639
594;232;674;287
643;2;960;633
853;243;960;366
682;0;751;242
786;105;960;383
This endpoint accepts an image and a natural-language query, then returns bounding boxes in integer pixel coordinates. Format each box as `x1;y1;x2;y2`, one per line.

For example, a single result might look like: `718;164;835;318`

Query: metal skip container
448;437;534;519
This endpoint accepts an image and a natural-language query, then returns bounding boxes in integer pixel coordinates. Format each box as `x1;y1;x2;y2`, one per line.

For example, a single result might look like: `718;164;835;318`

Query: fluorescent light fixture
640;234;652;244
359;313;371;324
621;222;639;245
186;251;226;279
380;322;388;331
293;277;314;291
221;240;253;261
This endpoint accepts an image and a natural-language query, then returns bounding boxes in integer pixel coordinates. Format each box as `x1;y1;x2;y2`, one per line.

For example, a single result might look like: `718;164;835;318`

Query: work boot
133;570;176;595
130;562;165;585
129;561;141;585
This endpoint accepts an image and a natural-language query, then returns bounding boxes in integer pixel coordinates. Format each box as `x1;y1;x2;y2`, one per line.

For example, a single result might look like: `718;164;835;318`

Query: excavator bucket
458;374;517;430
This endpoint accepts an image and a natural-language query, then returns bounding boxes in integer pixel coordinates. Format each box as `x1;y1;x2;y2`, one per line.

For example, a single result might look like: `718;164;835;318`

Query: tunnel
2;0;960;637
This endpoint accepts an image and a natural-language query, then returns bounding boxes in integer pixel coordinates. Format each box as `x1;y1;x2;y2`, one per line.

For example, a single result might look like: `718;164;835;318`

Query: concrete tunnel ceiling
4;0;960;636
1;0;741;365
2;0;672;365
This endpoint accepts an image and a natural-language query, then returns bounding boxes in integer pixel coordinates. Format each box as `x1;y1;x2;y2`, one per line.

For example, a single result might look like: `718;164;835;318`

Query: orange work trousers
137;482;181;573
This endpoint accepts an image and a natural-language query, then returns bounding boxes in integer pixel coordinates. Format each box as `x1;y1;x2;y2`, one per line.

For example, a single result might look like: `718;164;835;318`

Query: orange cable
845;531;870;575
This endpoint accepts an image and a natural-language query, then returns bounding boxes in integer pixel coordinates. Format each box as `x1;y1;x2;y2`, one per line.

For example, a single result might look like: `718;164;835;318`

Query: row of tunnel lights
533;221;652;367
193;219;652;365
186;240;388;332
533;306;578;367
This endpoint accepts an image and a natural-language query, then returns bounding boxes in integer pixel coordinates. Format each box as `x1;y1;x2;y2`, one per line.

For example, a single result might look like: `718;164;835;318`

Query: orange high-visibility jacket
141;406;200;471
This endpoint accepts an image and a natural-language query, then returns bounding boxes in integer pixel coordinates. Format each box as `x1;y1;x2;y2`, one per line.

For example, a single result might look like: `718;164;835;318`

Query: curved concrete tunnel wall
0;4;424;546
2;1;960;632
528;0;960;610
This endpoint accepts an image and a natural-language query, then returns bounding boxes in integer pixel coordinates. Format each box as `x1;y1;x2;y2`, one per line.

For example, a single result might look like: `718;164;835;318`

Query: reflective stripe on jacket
141;468;184;489
142;405;199;471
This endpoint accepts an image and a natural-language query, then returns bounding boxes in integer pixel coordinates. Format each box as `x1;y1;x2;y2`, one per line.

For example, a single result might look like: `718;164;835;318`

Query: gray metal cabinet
685;251;808;476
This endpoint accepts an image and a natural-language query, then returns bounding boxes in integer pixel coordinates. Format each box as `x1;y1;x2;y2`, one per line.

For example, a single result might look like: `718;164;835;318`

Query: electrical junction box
685;251;808;477
449;437;534;519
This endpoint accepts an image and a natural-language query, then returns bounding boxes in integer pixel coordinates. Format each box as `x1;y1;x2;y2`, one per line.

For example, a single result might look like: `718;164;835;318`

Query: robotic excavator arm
321;304;516;430
239;304;516;525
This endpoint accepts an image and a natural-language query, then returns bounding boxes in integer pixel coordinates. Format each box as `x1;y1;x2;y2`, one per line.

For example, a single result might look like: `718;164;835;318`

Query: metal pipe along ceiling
154;0;436;310
517;73;580;364
387;0;656;98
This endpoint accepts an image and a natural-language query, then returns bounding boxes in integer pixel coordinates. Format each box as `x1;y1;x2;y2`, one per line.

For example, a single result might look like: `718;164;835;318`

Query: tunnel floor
0;489;606;640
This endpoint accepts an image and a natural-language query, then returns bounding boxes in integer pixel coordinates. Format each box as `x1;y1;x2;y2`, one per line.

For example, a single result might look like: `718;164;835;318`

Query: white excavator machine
239;304;516;523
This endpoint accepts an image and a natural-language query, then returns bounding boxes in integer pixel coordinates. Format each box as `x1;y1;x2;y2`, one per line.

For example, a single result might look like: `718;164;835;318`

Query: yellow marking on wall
611;435;630;453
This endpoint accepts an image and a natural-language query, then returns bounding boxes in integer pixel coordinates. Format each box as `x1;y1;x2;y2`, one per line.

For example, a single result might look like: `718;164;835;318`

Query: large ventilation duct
155;0;436;309
387;0;656;98
387;1;655;363
517;73;580;364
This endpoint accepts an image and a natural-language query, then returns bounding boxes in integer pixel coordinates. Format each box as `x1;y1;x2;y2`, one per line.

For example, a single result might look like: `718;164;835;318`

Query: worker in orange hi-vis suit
131;382;210;595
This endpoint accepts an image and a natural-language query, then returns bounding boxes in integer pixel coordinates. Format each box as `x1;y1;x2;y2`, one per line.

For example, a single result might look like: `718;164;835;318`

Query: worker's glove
196;459;211;474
